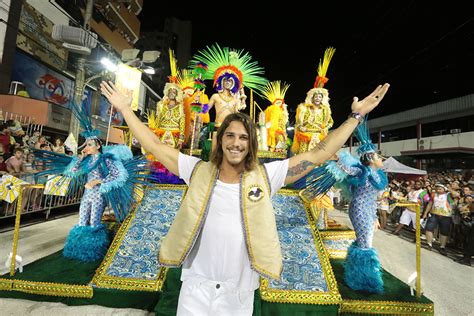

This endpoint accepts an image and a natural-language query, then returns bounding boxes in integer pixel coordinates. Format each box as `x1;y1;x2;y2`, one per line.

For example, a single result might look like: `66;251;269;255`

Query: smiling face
221;121;249;168
312;92;323;105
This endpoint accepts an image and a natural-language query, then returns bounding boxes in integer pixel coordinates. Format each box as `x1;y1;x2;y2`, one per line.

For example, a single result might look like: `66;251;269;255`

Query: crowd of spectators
0;119;70;215
376;172;473;266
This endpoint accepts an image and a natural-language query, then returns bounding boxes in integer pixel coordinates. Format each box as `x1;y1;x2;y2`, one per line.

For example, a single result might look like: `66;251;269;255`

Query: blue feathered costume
297;117;388;293
35;102;151;262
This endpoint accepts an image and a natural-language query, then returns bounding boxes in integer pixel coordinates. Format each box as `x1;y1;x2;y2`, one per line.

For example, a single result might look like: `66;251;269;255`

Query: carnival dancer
101;78;389;315
179;68;210;149
300;116;388;293
35;102;151;262
189;43;268;127
152;50;186;149
263;81;290;152
292;47;335;154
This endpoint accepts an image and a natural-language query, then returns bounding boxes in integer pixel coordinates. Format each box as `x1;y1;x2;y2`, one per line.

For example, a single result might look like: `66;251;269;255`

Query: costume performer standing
263;81;290;152
189;43;268;127
300;117;388;293
35;103;151;262
179;68;210;149
152;49;186;149
292;47;335;154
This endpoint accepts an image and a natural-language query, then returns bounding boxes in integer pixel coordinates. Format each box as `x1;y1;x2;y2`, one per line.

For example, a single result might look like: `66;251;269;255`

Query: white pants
399;209;417;226
177;278;254;316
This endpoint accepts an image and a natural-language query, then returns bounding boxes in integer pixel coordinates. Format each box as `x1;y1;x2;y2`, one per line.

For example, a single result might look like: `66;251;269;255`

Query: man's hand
100;81;133;113
351;83;390;116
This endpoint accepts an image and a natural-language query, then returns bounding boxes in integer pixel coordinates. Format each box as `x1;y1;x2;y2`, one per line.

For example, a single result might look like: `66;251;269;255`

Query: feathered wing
297;150;361;202
98;145;153;222
33;149;88;194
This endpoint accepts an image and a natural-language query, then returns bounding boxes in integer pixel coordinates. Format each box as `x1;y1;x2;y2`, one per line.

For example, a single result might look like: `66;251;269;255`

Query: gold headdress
305;47;335;105
262;81;290;105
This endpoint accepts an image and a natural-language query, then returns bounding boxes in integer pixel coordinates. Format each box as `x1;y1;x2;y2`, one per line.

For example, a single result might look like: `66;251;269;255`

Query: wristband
348;112;364;123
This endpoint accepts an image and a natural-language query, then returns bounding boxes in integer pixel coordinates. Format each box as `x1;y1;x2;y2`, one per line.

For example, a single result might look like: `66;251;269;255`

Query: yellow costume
152;83;185;148
179;69;210;145
293;101;333;153
292;47;335;154
262;81;290;152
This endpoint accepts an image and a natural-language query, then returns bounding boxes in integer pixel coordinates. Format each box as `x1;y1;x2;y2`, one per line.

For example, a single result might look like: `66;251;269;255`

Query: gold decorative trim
257;150;287;159
325;250;348;259
320;229;355;265
340;299;434;315
0;278;92;298
320;230;356;240
93;185;186;291
0;278;13;291
181;148;202;156
259;189;341;305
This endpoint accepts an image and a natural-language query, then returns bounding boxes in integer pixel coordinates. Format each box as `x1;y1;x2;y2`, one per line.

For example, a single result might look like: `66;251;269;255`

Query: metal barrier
395;202;422;298
0;182;84;221
0;110;44;137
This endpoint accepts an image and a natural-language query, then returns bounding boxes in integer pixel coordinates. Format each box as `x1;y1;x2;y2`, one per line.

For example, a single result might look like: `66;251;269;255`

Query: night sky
139;2;474;125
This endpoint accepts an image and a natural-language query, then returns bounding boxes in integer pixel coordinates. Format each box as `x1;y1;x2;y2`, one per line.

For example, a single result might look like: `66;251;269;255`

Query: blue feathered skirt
63;224;110;262
344;243;384;293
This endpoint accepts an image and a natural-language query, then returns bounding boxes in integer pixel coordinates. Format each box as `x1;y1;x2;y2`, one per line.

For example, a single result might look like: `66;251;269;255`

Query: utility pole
71;0;94;142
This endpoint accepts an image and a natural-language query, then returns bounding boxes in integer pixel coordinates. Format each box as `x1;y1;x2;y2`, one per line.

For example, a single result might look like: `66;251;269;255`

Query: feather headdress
262;81;290;105
177;69;195;91
69;101;100;141
305;47;336;105
168;49;179;84
189;43;268;95
354;116;376;155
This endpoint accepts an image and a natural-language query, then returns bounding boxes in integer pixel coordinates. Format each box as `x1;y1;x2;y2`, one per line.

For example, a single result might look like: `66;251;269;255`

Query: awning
383;157;427;175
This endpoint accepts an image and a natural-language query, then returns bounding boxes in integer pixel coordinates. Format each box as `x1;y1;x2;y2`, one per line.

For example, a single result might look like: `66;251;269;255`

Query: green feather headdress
189;43;268;94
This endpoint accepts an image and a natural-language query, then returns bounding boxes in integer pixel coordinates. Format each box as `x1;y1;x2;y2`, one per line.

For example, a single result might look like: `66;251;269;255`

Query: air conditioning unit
62;43;92;55
450;129;461;134
52;25;98;55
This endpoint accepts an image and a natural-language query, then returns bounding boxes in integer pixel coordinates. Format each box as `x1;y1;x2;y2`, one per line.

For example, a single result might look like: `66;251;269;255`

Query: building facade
349;94;474;171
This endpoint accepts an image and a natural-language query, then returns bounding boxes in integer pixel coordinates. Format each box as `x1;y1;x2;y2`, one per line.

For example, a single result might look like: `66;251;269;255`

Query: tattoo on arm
317;140;328;152
287;160;315;177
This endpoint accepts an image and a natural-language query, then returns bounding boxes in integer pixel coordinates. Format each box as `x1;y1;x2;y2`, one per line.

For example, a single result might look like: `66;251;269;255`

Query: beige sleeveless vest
158;161;283;280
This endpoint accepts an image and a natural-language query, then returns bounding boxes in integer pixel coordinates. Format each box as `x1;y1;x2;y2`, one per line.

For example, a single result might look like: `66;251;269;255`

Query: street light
143;66;155;75
100;57;118;72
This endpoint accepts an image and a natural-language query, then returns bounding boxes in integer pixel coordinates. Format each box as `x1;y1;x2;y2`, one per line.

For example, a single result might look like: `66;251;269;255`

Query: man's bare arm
285;118;358;184
285;83;390;185
100;81;180;175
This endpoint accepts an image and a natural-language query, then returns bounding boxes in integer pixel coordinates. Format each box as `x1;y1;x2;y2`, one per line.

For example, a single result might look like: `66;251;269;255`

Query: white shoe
4;252;23;273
